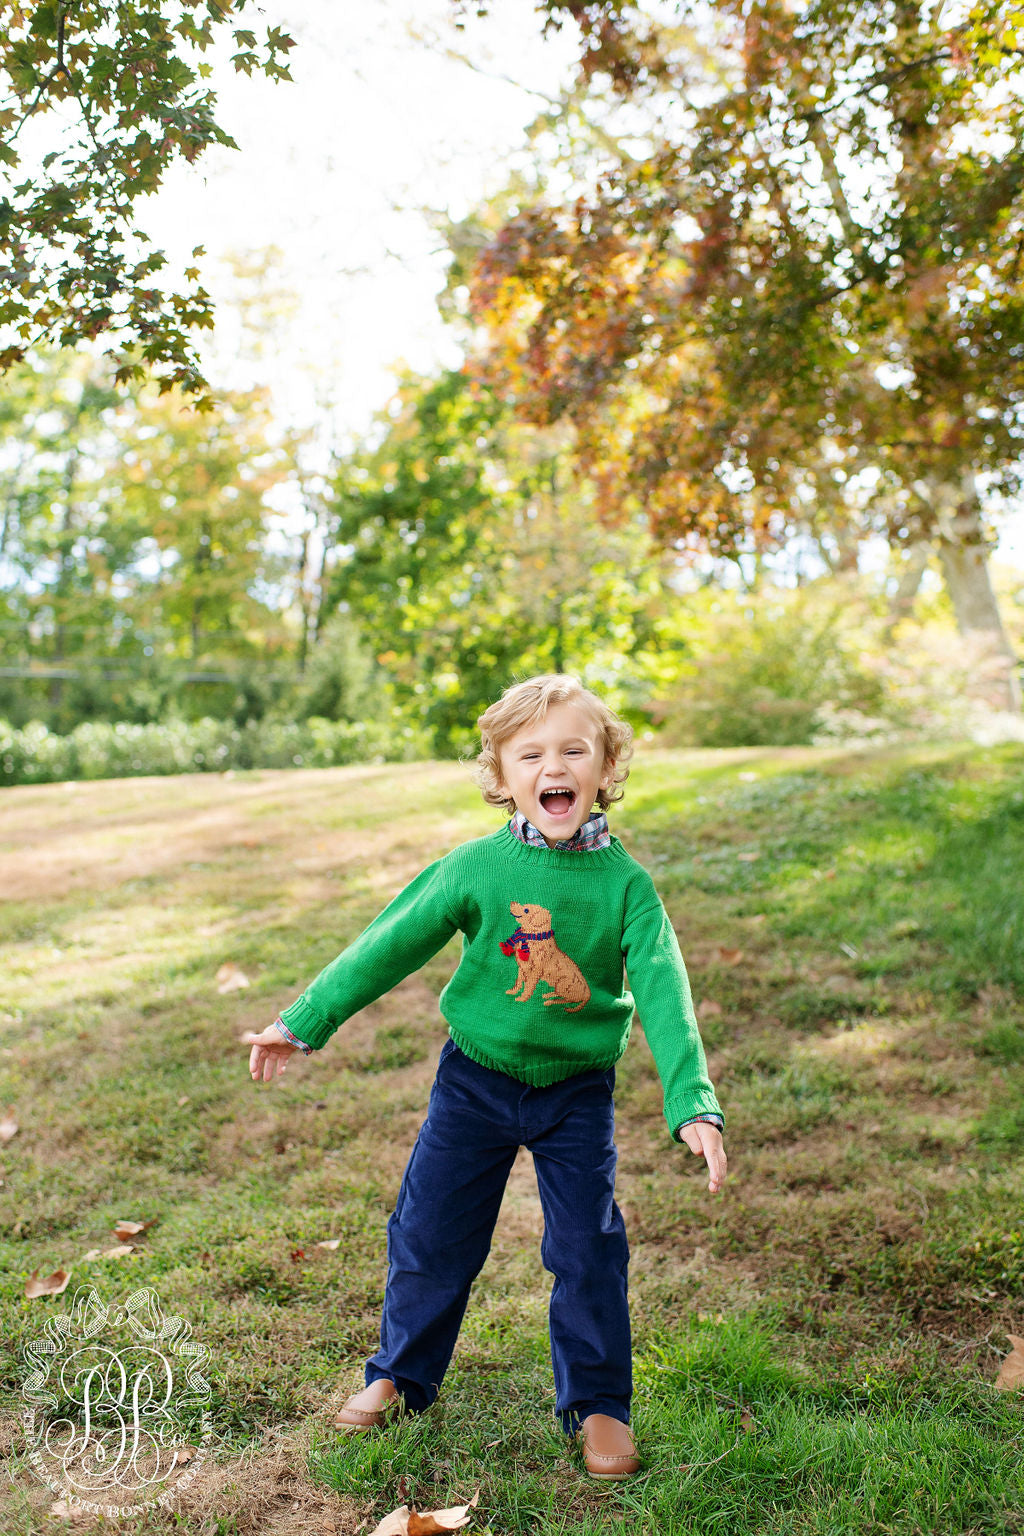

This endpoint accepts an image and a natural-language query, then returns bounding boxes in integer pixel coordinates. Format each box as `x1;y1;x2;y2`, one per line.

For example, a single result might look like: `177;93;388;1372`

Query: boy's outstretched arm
679;1121;728;1194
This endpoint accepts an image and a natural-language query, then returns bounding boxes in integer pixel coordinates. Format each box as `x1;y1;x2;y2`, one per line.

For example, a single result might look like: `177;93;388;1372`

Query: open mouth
539;788;577;819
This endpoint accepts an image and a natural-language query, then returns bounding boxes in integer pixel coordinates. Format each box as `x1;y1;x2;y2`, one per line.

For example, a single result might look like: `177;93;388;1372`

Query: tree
0;0;294;403
0;349;294;727
321;369;679;752
459;0;1024;710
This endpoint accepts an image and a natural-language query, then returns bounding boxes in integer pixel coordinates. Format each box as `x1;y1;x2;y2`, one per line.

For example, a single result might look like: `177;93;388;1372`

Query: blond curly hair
470;674;634;815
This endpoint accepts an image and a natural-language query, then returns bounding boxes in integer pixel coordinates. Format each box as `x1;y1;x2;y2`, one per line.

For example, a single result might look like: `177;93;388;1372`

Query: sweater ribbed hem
665;1090;725;1137
278;993;334;1051
447;1024;625;1087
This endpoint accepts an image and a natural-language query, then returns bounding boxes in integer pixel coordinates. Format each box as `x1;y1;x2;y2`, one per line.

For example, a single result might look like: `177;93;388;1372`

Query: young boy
244;674;726;1480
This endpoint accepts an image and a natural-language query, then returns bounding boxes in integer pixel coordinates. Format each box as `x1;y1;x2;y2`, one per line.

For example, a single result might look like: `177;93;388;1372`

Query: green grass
1;744;1023;1534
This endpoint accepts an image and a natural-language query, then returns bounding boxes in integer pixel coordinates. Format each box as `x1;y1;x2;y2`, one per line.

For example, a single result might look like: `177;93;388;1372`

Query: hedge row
0;716;434;786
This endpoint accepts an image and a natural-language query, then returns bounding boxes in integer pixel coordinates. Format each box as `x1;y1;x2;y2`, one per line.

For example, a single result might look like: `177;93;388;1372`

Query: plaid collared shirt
508;808;611;851
272;806;725;1139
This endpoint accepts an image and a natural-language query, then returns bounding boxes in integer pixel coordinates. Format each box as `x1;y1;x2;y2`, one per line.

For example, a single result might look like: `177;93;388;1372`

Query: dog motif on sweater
500;901;591;1014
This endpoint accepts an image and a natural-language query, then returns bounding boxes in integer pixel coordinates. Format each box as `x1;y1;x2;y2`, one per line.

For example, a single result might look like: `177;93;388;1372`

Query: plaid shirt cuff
273;1017;314;1055
675;1113;724;1140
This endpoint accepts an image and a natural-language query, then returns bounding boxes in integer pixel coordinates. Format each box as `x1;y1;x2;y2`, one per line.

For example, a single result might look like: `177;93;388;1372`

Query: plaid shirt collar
509;808;611;852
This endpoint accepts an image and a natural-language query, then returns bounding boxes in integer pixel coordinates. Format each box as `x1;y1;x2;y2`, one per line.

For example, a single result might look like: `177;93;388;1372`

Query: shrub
0;715;432;787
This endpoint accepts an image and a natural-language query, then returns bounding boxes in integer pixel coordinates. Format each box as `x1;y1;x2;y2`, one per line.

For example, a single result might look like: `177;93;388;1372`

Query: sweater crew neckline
487;821;631;870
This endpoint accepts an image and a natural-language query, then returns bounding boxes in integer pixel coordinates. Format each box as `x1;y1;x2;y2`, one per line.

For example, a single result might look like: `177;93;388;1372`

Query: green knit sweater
279;822;722;1139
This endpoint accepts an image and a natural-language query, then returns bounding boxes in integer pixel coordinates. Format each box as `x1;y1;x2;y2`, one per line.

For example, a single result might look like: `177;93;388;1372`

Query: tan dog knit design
500;902;591;1014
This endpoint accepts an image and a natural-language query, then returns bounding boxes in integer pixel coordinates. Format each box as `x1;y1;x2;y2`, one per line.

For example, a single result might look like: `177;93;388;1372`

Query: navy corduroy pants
364;1037;632;1434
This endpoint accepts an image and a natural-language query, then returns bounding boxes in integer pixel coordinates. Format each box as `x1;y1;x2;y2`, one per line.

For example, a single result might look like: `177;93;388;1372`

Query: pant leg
365;1039;520;1412
526;1065;632;1436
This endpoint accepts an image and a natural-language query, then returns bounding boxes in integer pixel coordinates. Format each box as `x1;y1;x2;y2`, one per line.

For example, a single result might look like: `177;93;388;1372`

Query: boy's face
495;701;615;848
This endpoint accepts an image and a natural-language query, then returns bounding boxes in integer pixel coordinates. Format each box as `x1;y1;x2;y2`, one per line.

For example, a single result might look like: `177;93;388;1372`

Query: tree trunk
921;473;1022;714
883;540;931;637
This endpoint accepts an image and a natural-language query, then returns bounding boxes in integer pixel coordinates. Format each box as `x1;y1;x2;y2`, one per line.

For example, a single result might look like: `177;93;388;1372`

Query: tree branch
7;0;73;144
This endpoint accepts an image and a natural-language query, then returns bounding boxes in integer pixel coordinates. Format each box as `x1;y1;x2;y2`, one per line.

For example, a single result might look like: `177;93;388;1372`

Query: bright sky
146;0;578;453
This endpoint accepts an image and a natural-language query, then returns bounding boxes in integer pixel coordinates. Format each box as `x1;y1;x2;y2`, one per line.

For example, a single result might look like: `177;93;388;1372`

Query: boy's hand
680;1122;727;1193
243;1025;298;1083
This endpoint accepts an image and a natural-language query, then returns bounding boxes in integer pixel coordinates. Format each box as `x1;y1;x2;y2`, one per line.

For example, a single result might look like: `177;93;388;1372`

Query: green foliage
0;0;295;399
652;579;889;747
325;368;689;754
464;0;1024;575
0;714;430;786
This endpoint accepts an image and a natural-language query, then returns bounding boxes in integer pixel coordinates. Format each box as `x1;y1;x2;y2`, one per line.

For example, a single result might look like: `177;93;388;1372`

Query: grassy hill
1;743;1022;1535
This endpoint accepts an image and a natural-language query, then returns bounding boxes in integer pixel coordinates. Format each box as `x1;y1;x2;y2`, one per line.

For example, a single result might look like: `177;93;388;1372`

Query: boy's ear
600;757;616;788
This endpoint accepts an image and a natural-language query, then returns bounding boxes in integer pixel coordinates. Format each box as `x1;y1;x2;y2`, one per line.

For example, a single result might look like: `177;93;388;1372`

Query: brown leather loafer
577;1413;641;1479
334;1377;404;1433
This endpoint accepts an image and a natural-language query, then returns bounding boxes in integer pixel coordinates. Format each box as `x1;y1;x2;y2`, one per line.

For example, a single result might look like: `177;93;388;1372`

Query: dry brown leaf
369;1491;479;1536
83;1245;133;1260
0;1106;18;1142
994;1334;1024;1390
739;1408;756;1432
174;1446;197;1464
716;947;744;965
697;998;723;1018
114;1217;157;1241
177;1094;190;1107
216;962;250;993
316;1238;341;1251
409;1491;479;1535
26;1267;71;1298
736;852;759;863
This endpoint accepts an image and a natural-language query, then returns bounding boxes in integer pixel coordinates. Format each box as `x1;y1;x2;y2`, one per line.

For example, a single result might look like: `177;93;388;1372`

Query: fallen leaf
746;913;767;924
697;998;723;1018
739;1408;756;1432
369;1491;479;1536
316;1239;341;1250
994;1334;1024;1390
178;1095;190;1107
409;1491;479;1535
174;1446;196;1464
0;1107;18;1142
216;962;250;993
113;1218;157;1241
83;1245;134;1261
26;1268;71;1298
823;868;837;880
736;852;759;862
290;1248;305;1263
716;948;744;965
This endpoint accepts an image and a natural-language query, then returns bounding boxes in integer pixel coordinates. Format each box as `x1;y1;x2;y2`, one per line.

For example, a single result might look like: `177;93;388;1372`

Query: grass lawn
1;742;1022;1535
